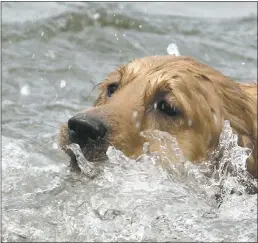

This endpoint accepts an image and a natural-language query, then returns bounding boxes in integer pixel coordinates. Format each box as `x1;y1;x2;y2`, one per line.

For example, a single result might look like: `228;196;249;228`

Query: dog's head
59;56;257;177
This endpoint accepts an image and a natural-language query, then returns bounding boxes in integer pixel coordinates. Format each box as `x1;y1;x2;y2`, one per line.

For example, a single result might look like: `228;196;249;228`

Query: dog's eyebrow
116;65;126;76
144;79;174;105
154;79;174;94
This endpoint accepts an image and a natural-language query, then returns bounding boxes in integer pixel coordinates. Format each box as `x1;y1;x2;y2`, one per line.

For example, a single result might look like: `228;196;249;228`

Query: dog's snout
68;115;107;144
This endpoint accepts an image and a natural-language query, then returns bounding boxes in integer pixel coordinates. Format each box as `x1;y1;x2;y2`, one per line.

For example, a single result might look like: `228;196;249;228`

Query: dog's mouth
66;138;109;172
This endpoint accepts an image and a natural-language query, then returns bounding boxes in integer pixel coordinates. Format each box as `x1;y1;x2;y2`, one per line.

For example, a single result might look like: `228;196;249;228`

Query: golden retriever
59;56;257;178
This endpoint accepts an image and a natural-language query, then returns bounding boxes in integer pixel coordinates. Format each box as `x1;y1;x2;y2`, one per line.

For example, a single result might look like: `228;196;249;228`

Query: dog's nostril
68;118;77;132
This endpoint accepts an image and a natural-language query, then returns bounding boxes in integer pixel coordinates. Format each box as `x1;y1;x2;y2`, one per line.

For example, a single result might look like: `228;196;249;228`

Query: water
2;2;257;242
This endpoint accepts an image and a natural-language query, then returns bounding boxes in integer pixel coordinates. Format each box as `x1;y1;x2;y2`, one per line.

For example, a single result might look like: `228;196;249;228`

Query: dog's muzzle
68;114;107;145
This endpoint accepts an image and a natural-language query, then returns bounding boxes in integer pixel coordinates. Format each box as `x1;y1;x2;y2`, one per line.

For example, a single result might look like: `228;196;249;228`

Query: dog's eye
107;83;119;97
156;100;180;117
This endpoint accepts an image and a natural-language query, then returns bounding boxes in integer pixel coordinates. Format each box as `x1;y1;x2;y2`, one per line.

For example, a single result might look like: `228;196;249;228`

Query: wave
3;3;256;45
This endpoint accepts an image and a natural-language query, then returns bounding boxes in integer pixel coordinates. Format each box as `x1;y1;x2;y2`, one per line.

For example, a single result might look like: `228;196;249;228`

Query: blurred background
2;2;257;242
2;2;257;145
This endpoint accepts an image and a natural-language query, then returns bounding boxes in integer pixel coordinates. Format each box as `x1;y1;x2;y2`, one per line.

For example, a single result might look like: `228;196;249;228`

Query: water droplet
93;13;100;20
132;111;138;120
32;54;35;59
212;112;218;125
20;85;31;96
41;31;44;36
241;62;245;65
167;43;181;56
139;25;142;29
60;80;66;88
52;143;58;150
68;65;72;70
46;50;56;60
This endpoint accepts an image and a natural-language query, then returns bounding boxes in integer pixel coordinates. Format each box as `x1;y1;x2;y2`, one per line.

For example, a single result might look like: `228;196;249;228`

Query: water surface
2;2;257;242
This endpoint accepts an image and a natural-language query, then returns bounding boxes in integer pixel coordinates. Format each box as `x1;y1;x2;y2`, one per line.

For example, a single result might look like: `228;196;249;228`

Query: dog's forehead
125;57;176;85
114;56;210;90
127;55;178;70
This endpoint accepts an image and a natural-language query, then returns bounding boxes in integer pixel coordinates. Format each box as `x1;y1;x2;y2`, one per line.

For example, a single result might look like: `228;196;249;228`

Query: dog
59;55;257;179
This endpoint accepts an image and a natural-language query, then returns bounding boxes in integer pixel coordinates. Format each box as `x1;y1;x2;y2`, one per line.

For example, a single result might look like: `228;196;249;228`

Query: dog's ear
185;58;257;177
239;134;257;177
218;80;257;178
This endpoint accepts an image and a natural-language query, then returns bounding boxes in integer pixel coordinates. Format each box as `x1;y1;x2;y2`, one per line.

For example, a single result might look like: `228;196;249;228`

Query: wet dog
59;55;257;178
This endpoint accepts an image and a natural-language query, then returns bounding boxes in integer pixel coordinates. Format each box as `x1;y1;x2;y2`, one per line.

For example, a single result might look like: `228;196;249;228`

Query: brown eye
157;100;180;117
107;83;119;97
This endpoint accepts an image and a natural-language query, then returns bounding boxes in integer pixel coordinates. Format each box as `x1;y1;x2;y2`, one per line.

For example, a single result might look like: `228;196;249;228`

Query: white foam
2;121;257;242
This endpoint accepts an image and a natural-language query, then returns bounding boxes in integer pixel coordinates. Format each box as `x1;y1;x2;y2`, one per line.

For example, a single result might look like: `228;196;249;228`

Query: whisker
23;135;41;144
102;137;116;148
42;78;76;121
32;139;55;154
45;79;59;106
29;124;60;129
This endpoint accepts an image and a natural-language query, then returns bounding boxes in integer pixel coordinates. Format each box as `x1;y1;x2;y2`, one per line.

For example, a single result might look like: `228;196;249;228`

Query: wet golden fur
59;56;257;178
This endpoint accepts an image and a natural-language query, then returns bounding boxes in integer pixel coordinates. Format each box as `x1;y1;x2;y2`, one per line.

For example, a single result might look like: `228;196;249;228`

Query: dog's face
59;56;257;177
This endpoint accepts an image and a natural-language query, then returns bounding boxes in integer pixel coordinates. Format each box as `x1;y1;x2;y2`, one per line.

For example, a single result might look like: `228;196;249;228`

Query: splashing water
20;85;31;96
67;120;257;196
67;143;100;179
208;120;257;198
60;80;66;88
67;120;257;205
2;121;257;242
139;121;257;199
167;43;181;56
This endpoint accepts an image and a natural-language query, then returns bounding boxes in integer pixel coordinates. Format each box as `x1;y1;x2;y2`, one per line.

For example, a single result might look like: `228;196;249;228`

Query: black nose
68;114;107;144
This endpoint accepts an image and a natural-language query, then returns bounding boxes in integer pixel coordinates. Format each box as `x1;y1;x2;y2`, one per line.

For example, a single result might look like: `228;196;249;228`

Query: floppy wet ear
218;80;257;178
238;133;257;177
